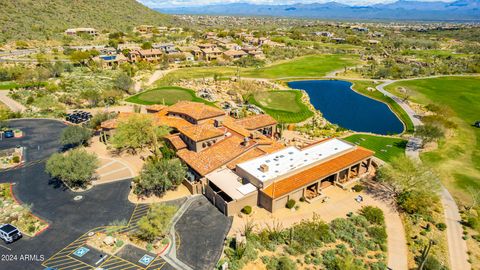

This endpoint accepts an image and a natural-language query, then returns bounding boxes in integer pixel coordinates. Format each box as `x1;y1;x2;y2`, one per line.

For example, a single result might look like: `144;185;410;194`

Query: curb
158;241;170;256
8;183;50;237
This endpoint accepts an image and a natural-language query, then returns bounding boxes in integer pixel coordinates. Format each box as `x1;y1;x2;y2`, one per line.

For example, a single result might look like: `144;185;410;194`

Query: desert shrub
12;156;20;163
369;262;388;270
286;199;296;209
359;206;385;225
350;215;370;228
292;219;336;249
242;205;252;215
136;204;178;242
415;255;448;270
367;226;387;245
115;239;124;248
352;184;364;192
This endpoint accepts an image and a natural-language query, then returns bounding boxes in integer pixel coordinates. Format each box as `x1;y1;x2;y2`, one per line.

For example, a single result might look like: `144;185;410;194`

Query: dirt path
0;90;26;112
377;80;471;270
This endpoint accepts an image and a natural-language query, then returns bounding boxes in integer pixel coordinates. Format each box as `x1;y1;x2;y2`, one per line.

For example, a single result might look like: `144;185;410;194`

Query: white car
0;224;22;243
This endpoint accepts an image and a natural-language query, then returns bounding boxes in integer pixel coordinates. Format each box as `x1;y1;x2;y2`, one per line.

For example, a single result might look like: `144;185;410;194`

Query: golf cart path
376;80;471;270
0;90;26;112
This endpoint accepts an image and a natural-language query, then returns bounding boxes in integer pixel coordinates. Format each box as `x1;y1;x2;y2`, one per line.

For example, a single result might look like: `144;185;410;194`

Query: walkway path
0;90;26;112
376;80;471;270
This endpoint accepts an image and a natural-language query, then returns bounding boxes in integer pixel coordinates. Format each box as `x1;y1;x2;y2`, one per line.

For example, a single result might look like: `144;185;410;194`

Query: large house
101;101;374;216
128;49;163;63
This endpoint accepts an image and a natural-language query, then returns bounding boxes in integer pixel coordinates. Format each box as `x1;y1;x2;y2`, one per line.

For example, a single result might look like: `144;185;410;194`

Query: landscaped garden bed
218;206;388;270
86;203;177;256
0;183;48;237
0;146;25;170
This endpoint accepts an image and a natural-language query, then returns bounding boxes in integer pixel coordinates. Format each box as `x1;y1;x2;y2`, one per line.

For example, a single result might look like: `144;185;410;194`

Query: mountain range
156;0;480;21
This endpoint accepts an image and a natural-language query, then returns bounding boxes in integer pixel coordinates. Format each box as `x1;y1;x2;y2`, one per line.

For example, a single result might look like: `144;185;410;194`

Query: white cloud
138;0;456;8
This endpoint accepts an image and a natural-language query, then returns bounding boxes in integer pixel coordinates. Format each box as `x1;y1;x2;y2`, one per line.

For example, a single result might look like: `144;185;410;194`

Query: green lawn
350;80;414;134
343;134;407;163
153;54;359;86
0;81;18;90
243;54;359;79
385;76;480;203
125;86;213;106
248;90;313;123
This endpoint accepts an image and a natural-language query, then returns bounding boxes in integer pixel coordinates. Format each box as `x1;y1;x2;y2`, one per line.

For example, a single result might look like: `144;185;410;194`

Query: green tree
69;50;91;65
377;156;440;195
415;124;444;143
136;204;178;242
141;41;153;49
114;72;134;93
60;126;92;147
45;148;98;188
135;158;186;196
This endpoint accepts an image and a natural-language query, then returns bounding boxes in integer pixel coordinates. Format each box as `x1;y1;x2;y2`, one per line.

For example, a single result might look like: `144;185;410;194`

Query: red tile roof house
128;49;163;63
101;102;374;216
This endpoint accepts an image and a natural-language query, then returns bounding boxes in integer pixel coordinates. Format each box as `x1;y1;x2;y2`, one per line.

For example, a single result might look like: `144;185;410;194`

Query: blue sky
139;0;454;8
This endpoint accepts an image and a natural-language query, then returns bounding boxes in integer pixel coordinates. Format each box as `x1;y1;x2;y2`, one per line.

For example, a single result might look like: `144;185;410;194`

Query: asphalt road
0;119;135;270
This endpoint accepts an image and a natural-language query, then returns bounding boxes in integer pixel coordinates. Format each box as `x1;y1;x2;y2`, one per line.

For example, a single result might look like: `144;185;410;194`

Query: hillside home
65;28;98;36
128;49;163;63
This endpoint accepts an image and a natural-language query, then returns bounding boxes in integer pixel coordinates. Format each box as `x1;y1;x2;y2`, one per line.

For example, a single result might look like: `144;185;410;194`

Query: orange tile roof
177;124;226;142
153;115;192;129
177;135;256;176
262;147;374;199
100;112;135;129
235;114;277;130
146;104;167;112
167;101;225;121
100;118;117;129
226;148;267;170
223;119;252;138
165;134;187;151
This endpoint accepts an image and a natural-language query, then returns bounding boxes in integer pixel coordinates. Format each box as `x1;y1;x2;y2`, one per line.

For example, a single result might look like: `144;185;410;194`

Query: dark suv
0;224;22;244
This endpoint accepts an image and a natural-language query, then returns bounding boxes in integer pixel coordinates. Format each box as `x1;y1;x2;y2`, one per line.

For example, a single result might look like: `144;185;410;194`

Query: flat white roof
236;138;355;183
206;168;257;200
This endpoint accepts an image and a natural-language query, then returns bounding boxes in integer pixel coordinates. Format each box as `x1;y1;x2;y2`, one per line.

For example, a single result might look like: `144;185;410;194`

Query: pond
288;80;404;135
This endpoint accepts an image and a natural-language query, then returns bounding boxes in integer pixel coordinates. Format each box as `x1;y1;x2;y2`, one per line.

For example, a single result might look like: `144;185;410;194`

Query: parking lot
0;119;136;270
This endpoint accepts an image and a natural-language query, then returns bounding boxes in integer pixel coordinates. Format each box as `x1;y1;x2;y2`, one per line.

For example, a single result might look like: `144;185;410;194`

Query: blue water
288;80;404;135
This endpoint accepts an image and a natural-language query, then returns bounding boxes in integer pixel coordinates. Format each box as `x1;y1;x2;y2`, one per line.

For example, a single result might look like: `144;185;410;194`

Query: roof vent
259;164;269;173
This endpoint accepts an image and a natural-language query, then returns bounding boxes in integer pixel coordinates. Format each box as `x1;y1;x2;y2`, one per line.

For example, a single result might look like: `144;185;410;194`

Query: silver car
0;224;22;243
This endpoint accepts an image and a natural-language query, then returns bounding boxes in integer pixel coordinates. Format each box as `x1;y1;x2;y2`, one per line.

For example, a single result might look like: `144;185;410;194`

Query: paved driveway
174;196;232;270
0;119;135;270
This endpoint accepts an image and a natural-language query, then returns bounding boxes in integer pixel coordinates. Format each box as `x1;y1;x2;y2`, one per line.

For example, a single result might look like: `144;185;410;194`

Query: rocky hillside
0;0;173;41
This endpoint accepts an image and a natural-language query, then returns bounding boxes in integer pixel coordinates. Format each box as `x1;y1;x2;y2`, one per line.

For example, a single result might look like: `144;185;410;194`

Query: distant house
65;28;98;36
201;48;223;61
332;38;346;43
223;50;248;60
128;49;163;63
117;43;141;51
153;43;177;54
135;25;155;34
93;54;128;68
314;31;333;37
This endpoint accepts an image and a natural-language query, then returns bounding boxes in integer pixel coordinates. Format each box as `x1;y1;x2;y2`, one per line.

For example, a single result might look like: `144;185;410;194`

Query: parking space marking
99;255;144;270
0;244;12;251
43;204;156;270
146;257;167;270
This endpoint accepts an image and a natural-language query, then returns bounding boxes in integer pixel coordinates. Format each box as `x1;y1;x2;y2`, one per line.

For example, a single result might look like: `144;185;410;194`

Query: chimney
242;136;250;146
259;164;269;173
214;119;222;127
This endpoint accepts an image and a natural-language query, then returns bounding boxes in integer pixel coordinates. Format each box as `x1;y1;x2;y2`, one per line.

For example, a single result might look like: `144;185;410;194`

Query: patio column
366;158;372;171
